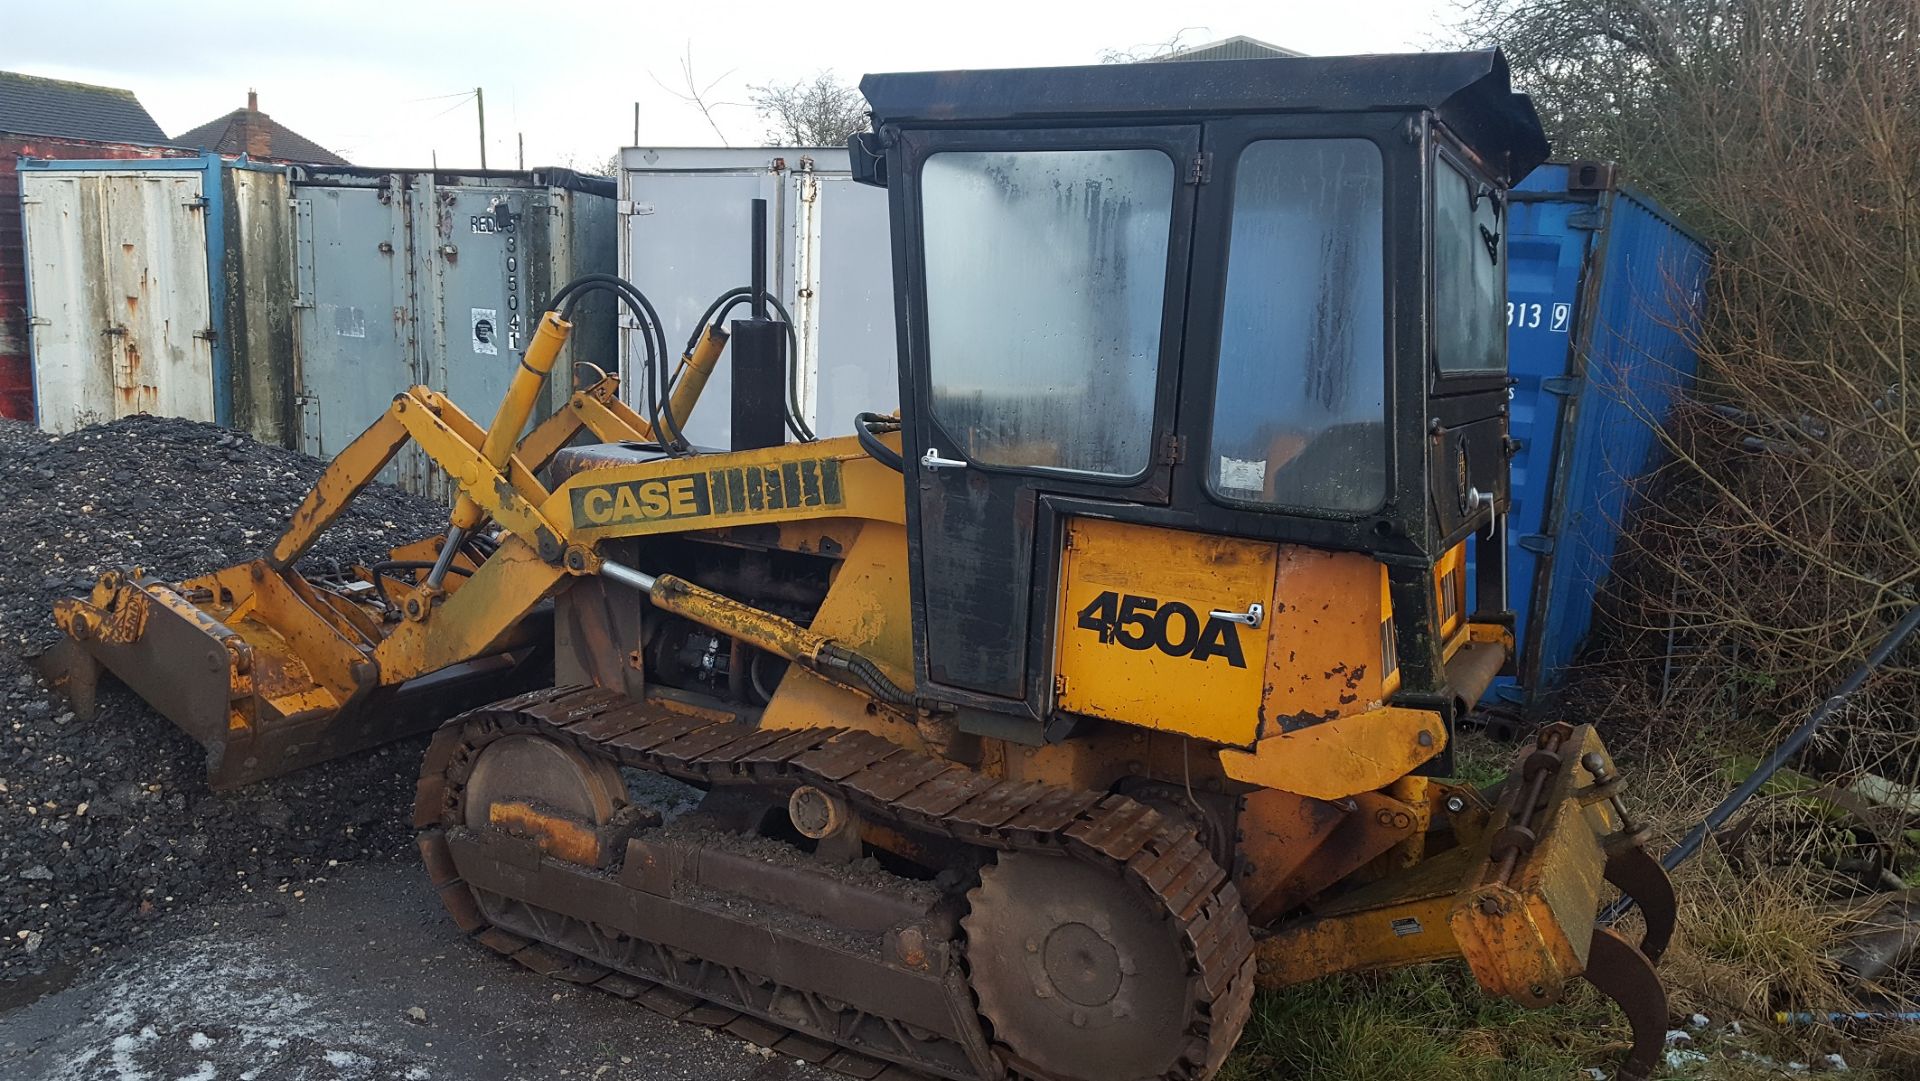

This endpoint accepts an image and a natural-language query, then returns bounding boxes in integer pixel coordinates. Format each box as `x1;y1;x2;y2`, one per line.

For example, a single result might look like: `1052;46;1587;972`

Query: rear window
1434;156;1506;373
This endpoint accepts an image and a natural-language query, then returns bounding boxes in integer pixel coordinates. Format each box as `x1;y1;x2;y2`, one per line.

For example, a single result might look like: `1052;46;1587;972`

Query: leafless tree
652;43;745;147
747;72;868;147
1099;27;1210;64
1455;0;1920;756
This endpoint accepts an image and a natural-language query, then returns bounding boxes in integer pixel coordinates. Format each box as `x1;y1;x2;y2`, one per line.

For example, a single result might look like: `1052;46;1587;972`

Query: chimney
242;91;271;158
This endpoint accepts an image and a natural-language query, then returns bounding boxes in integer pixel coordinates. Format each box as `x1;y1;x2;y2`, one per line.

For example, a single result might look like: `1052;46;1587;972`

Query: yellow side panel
1055;518;1276;747
1261;548;1390;732
1434;540;1467;645
760;521;925;747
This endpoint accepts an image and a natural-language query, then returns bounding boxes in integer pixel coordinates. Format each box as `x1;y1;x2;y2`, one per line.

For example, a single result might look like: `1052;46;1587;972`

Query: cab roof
859;48;1549;184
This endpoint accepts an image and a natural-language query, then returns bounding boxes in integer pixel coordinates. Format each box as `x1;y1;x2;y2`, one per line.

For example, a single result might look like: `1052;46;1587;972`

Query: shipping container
290;167;616;496
618;147;896;448
1485;161;1711;717
18;153;293;440
1;134;192;422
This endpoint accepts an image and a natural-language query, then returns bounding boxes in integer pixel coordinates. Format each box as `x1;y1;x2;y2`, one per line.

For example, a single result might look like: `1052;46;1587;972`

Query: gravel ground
0;858;820;1081
0;416;448;985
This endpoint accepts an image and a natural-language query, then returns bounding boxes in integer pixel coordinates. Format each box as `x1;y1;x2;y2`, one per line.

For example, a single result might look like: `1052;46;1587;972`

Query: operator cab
853;50;1548;754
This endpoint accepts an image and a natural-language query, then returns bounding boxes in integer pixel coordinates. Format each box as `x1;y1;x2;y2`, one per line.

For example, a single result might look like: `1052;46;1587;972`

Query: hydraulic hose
428;273;666;587
682;286;814;444
814;643;918;708
548;274;682;453
854;412;904;472
597;559;922;711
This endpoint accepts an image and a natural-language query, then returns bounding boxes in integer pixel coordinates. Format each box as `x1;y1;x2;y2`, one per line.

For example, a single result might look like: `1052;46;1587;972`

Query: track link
414;685;1256;1081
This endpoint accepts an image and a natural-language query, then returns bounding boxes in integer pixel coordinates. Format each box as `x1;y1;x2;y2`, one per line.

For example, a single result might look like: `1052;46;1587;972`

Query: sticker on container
1390;917;1424;937
472;308;498;356
327;304;365;340
1217;456;1267;493
1551;302;1572;332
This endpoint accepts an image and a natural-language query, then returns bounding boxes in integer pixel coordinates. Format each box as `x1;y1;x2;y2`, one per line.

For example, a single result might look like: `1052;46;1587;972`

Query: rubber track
414;685;1257;1081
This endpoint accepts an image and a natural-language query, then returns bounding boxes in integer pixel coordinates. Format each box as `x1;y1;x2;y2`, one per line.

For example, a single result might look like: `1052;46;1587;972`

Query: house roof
0;70;171;144
1156;35;1304;62
174;96;349;165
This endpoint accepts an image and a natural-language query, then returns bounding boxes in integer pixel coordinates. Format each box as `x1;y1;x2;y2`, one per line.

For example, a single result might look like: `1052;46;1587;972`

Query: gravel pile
0;416;450;985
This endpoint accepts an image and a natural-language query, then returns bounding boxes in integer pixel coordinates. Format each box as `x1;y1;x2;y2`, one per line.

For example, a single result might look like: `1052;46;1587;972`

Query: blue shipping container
1486;162;1711;715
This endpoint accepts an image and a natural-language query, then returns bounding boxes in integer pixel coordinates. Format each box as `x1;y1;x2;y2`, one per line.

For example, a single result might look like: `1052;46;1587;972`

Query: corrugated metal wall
0;134;190;422
225;167;297;444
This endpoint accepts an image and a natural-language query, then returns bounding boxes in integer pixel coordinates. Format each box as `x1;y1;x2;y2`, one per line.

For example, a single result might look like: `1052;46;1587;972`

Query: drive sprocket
964;851;1196;1081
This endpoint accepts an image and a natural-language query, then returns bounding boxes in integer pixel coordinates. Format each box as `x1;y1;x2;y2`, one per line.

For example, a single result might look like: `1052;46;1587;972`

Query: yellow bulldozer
47;49;1675;1081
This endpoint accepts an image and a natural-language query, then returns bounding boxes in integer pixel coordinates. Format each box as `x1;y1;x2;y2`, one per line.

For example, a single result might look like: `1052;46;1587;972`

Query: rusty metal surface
1583;927;1667;1081
963;852;1194;1080
416;685;1257;1081
53;565;548;788
20;165;218;432
1604;844;1676;966
0;134;191;423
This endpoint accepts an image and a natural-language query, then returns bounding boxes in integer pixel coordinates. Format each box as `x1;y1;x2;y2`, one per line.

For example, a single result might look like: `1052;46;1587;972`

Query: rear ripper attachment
415;685;1256;1081
1254;723;1678;1081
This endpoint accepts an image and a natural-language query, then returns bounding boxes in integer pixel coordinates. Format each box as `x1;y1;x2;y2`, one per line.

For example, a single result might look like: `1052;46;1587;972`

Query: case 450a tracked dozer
50;49;1677;1081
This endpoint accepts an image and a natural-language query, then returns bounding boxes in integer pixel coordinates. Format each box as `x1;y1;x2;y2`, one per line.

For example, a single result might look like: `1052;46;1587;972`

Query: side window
1434;156;1506;372
1208;139;1387;513
920;149;1176;477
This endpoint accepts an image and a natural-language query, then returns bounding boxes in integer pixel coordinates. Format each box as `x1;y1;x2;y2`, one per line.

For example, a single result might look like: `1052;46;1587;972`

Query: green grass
1220;963;1912;1081
1450;731;1519;790
1219;966;1624;1081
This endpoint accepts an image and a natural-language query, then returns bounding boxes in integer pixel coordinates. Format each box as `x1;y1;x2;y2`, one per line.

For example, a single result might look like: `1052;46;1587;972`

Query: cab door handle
1209;602;1264;628
920;449;969;471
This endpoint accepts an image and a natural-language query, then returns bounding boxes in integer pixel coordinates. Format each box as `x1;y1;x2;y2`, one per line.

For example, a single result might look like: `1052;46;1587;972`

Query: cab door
896;126;1201;705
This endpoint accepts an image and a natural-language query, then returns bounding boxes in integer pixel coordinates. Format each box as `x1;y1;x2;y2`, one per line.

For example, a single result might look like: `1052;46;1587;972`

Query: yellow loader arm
49;309;628;785
49;308;907;788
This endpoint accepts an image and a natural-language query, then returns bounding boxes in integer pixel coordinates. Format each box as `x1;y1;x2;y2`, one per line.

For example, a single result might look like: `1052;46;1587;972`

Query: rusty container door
22;168;215;432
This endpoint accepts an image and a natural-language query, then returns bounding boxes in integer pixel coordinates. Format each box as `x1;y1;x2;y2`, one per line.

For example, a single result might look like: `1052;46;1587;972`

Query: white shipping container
618;148;897;449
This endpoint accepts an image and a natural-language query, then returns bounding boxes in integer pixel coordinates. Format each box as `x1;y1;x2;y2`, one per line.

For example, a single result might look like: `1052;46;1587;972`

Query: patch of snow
37;937;425;1081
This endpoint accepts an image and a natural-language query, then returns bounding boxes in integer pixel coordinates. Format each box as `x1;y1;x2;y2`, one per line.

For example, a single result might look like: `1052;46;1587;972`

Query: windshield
1207;138;1387;513
920;148;1175;477
1433;155;1506;372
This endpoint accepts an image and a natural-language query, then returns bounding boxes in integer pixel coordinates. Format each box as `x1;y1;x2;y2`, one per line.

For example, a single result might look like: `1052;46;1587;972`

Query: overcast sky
3;0;1462;168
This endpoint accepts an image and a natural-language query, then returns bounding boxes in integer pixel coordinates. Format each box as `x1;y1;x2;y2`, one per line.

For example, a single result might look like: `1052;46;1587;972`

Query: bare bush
747;72;868;147
1459;0;1920;757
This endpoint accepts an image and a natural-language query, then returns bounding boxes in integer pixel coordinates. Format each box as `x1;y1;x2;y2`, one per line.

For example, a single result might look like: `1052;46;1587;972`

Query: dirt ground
0;417;818;1079
0;855;819;1081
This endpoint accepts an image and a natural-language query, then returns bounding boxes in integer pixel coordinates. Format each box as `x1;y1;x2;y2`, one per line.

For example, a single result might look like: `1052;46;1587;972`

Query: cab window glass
1208;139;1386;513
921;148;1175;477
1434;156;1506;372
